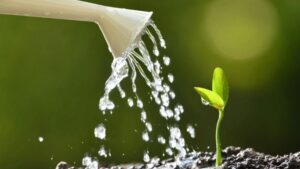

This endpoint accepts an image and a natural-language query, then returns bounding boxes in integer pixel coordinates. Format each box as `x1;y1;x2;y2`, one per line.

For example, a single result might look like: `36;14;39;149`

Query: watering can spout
95;8;152;58
0;0;153;58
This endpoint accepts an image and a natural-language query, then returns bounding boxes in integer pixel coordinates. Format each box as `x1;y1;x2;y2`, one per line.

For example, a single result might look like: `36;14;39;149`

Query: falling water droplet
174;107;180;115
157;136;166;144
154;60;161;75
127;98;134;107
150;21;166;49
89;161;99;169
174;107;181;121
98;146;107;158
166;109;174;118
82;156;99;169
152;91;162;105
174;115;181;121
145;122;153;132
161;93;170;107
82;156;92;166
141;111;147;122
177;104;184;113
143;151;150;163
187;125;196;138
99;96;115;111
163;56;170;66
153;47;159;56
94;124;106;140
137;99;144;108
38;137;44;142
160;40;166;49
165;147;174;156
168;74;174;83
117;85;126;98
142;131;150;142
163;84;170;92
160;106;168;119
169;91;176;99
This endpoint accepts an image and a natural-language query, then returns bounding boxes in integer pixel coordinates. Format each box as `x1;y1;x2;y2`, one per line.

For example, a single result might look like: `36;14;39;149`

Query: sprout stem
215;109;224;166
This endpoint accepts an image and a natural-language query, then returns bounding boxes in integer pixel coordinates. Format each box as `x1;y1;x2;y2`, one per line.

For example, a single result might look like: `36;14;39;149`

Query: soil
56;146;300;169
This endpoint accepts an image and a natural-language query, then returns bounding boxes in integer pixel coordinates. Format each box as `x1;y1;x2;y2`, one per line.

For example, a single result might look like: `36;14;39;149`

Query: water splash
84;20;195;165
82;156;92;166
82;156;98;169
99;57;129;111
169;127;186;157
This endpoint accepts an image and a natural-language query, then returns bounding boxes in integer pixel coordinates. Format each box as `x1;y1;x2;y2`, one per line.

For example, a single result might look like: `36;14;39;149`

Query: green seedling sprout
194;67;229;167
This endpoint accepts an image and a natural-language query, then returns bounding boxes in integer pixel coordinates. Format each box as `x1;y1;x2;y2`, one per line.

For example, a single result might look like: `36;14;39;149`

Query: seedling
194;67;229;167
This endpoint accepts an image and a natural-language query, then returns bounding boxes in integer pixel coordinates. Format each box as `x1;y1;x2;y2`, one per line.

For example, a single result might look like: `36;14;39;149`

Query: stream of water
82;20;196;169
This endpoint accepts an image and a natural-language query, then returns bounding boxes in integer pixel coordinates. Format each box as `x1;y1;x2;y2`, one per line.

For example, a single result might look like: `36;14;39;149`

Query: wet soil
56;146;300;169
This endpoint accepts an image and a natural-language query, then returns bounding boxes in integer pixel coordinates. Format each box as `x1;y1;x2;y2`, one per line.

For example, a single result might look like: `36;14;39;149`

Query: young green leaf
212;67;229;105
194;87;224;110
194;67;229;166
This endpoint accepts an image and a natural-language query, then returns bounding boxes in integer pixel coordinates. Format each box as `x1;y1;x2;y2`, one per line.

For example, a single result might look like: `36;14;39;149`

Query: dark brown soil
56;146;300;169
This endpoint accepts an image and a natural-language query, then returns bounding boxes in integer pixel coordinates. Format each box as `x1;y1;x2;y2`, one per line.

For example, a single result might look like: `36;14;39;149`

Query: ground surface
56;146;300;169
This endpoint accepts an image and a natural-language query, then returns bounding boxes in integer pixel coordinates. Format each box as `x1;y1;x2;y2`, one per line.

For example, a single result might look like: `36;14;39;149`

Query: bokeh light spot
203;0;278;60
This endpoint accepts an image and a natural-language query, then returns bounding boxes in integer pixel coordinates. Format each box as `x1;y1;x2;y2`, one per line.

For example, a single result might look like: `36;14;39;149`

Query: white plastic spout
0;0;153;58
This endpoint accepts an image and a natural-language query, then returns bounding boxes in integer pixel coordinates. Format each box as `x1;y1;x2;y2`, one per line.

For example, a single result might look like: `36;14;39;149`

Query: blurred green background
0;0;300;168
